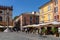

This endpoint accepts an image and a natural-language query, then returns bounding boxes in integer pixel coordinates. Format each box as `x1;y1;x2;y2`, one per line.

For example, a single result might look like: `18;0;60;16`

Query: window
55;0;58;5
0;11;2;13
24;17;26;25
0;16;2;21
0;10;4;14
54;15;59;21
30;16;32;25
30;16;32;20
40;9;44;13
48;6;51;11
54;7;58;13
56;15;59;21
57;15;59;20
54;16;56;21
48;14;50;21
41;21;44;23
41;16;44;23
36;16;39;24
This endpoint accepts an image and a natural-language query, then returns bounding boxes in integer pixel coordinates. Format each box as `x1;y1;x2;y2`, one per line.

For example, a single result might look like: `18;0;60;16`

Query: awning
5;26;13;28
38;23;46;26
38;23;51;26
0;26;13;28
0;26;4;28
23;23;52;28
51;21;60;25
23;24;39;28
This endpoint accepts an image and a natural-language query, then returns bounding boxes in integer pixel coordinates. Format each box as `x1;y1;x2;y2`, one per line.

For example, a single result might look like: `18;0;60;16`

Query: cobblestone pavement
0;32;60;40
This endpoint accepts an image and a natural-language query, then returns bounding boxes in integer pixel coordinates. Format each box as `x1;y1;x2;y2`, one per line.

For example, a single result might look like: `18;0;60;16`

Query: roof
0;5;13;10
39;0;52;9
22;13;39;16
18;12;39;16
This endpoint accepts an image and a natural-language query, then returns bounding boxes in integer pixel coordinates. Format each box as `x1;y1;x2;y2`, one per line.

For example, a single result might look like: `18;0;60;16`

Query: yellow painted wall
39;2;54;23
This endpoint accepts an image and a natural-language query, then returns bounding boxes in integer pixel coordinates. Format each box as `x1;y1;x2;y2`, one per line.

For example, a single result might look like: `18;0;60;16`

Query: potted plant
41;27;46;35
51;27;59;37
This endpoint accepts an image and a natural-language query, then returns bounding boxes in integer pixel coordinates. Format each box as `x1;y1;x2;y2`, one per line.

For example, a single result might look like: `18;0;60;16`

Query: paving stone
0;32;59;40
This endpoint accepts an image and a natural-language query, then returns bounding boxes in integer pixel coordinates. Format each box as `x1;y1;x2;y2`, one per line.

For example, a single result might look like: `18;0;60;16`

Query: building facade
14;12;39;30
39;0;54;23
39;0;60;23
0;6;13;28
39;0;60;35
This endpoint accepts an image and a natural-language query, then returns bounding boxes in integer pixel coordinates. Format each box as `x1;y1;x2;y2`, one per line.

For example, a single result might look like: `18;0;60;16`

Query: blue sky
0;0;50;18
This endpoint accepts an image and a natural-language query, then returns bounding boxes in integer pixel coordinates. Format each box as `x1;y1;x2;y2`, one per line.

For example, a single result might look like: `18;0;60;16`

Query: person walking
25;29;27;33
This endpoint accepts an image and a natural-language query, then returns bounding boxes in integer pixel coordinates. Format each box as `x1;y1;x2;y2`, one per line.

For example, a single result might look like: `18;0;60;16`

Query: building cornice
0;6;13;10
39;0;53;9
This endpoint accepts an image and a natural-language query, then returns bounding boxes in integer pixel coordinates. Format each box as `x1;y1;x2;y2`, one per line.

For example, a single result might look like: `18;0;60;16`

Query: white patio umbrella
23;24;39;28
38;23;51;26
23;26;27;28
38;23;46;26
31;24;39;27
23;25;32;28
26;25;35;27
9;26;13;28
0;26;4;28
51;21;60;25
